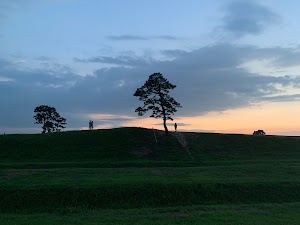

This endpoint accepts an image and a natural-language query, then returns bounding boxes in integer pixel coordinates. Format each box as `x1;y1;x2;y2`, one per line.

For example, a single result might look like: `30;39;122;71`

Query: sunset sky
1;0;300;135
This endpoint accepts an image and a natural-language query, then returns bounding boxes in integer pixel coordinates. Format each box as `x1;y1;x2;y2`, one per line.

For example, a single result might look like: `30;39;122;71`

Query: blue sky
1;1;220;60
1;0;300;134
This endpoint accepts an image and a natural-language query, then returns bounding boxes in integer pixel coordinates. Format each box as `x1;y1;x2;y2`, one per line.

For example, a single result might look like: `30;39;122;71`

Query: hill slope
0;127;184;163
1;127;300;164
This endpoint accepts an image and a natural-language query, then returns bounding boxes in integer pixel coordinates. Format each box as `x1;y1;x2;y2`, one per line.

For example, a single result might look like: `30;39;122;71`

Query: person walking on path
174;123;177;132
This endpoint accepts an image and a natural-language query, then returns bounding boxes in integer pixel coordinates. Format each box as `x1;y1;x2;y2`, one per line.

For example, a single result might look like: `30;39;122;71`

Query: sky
1;0;300;135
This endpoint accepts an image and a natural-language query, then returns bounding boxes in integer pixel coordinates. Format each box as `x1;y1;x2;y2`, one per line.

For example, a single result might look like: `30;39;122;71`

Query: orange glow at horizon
122;101;300;136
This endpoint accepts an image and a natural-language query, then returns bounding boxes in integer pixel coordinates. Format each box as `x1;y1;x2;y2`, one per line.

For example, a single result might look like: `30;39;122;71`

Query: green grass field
1;203;300;225
0;127;299;224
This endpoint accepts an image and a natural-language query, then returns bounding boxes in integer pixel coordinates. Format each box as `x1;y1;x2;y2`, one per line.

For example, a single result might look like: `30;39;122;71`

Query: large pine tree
133;73;181;135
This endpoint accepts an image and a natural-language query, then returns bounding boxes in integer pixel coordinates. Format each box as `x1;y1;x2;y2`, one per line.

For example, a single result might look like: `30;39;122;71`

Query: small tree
133;73;181;135
33;105;67;133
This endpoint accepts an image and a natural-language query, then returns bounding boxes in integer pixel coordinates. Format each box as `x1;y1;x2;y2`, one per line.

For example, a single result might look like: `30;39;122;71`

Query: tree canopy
133;73;181;135
33;105;67;133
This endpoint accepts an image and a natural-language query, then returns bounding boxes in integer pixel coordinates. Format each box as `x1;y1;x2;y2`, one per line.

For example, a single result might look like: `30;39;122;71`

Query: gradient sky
1;0;300;135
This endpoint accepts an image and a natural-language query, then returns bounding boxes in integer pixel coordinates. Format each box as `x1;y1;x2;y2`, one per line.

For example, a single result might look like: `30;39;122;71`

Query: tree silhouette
33;105;67;133
133;73;181;135
54;116;67;132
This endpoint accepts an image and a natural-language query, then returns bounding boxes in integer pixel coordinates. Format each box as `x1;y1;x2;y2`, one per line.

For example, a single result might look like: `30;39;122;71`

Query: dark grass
1;158;299;169
1;203;300;225
0;128;188;163
1;127;300;164
1;164;299;188
0;164;299;212
1;182;300;212
0;127;300;218
185;132;300;161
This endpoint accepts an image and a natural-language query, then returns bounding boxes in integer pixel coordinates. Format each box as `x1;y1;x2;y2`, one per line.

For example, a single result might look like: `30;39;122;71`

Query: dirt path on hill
172;132;194;160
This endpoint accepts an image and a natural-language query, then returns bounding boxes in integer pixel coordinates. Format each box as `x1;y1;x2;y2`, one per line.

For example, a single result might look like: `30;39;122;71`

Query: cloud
84;114;137;129
74;55;155;67
35;56;56;61
156;35;178;40
65;44;300;118
1;44;300;132
0;76;14;82
261;94;300;102
107;35;179;41
262;47;300;68
89;114;136;120
0;58;81;131
221;1;280;38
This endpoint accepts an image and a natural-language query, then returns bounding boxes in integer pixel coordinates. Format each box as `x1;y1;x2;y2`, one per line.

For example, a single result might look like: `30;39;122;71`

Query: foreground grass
1;202;299;225
1;128;299;223
1;163;299;212
1;163;299;188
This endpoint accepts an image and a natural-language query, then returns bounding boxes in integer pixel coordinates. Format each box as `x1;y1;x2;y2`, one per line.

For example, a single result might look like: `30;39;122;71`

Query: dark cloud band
1;44;300;132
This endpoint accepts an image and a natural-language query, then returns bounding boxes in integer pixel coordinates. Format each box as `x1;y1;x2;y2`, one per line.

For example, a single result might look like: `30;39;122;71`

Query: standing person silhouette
174;123;177;132
91;120;94;130
89;120;92;130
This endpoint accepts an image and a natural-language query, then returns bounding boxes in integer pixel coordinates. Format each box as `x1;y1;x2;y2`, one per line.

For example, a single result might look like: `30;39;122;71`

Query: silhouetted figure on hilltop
89;120;94;130
174;123;177;132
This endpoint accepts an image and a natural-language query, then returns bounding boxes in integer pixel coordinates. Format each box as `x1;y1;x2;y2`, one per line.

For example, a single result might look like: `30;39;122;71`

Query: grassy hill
0;127;299;224
1;127;299;165
0;127;184;164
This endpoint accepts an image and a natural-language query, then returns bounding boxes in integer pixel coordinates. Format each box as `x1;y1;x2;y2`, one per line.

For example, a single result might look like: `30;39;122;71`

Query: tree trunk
42;119;46;133
159;89;168;135
163;117;168;136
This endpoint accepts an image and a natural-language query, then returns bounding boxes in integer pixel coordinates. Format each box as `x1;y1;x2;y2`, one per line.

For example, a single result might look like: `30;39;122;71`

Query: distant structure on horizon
253;130;266;135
